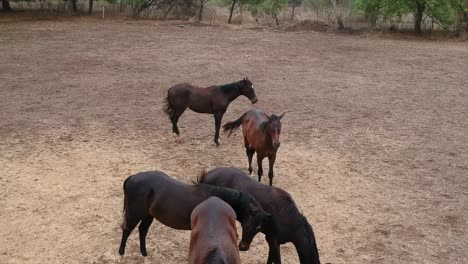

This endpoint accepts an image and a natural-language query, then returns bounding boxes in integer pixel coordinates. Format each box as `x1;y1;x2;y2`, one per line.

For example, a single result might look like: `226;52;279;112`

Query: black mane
195;183;249;222
219;81;241;94
260;114;281;133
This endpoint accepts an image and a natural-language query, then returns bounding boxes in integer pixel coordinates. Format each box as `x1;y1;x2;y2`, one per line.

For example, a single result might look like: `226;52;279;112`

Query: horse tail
121;177;130;231
194;169;209;184
223;113;246;137
163;89;175;120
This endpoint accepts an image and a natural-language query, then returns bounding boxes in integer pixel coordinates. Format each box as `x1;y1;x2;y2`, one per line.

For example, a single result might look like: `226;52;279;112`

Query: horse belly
150;200;192;230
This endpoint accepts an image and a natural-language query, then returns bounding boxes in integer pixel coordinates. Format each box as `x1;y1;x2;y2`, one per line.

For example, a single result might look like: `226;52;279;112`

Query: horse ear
279;112;285;120
264;113;271;120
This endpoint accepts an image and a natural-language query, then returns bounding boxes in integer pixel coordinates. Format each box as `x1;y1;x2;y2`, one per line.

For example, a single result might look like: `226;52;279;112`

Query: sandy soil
0;18;467;264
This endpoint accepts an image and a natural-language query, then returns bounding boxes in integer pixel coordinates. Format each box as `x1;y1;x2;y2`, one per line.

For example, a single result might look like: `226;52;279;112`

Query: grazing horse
189;197;241;264
199;167;321;264
223;109;284;186
118;171;271;256
164;78;258;145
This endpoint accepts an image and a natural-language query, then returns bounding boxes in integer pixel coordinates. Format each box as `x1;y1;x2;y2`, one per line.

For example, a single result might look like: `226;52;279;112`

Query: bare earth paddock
0;18;467;264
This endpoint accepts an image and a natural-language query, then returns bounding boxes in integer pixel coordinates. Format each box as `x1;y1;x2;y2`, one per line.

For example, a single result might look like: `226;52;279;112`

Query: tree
289;0;302;19
329;0;344;29
356;0;461;33
198;0;209;20
89;0;94;14
72;0;78;13
228;0;238;23
2;0;12;11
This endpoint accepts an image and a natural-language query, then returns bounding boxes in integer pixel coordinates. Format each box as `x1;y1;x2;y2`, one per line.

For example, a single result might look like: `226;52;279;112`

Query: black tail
121;177;130;231
223;113;245;137
163;92;174;120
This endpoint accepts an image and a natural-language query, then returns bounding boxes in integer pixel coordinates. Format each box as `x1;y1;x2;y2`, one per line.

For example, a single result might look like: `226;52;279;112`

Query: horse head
237;192;272;251
239;78;258;104
263;112;284;150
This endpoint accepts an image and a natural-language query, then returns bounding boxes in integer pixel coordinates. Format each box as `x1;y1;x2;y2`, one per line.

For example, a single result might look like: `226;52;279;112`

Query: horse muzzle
251;98;258;104
273;141;281;150
238;241;250;251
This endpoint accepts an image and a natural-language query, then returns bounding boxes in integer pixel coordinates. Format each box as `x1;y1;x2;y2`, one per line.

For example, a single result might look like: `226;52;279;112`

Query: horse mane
276;189;314;245
259;114;281;133
259;120;268;133
193;180;248;221
219;81;241;94
300;214;315;245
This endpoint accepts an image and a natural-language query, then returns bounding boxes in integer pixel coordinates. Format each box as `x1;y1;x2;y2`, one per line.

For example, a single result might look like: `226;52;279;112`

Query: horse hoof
118;250;125;256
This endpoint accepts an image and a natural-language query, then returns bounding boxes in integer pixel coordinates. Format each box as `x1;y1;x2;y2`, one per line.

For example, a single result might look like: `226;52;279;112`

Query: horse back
168;83;222;113
125;171;202;230
189;197;240;264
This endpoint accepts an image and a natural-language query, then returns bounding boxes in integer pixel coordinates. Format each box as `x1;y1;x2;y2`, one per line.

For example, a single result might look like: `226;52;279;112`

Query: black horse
164;78;258;145
118;170;271;256
199;167;321;264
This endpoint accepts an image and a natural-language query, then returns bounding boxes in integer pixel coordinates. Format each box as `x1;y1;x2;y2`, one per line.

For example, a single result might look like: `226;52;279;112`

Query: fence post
102;6;105;19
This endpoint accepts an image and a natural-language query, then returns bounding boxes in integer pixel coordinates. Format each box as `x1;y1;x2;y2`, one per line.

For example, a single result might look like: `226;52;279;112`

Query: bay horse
223;109;284;186
164;78;258;146
189;197;241;264
199;167;321;264
118;171;271;256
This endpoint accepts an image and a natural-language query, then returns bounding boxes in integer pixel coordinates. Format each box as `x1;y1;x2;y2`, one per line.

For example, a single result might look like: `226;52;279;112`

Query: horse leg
244;137;255;175
213;112;224;146
171;107;186;136
268;154;276;186
138;215;154;256
266;236;282;264
118;212;141;255
257;155;264;182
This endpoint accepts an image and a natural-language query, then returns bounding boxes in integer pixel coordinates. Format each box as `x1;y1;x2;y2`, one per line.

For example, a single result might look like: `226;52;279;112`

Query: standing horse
189;197;241;264
118;171;271;256
199;167;321;264
223;109;284;186
164;78;258;145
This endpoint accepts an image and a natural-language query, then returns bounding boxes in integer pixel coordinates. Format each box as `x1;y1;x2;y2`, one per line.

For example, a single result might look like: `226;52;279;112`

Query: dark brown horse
199;167;321;264
189;197;241;264
223;109;284;186
164;78;258;145
118;171;271;256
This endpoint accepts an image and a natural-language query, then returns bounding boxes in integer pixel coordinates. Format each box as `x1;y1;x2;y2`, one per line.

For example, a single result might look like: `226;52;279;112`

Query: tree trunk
291;6;296;20
414;2;425;34
198;0;204;21
88;0;93;14
72;0;78;13
228;0;237;24
330;0;344;29
2;0;12;11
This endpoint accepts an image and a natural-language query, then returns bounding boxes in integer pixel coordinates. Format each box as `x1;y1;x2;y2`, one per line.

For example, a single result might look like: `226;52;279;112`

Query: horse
118;170;271;256
189;197;241;264
164;78;258;146
198;167;321;264
223;109;284;186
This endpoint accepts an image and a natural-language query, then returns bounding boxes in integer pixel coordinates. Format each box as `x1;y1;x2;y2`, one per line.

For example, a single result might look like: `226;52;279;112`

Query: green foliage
248;0;288;16
356;0;463;29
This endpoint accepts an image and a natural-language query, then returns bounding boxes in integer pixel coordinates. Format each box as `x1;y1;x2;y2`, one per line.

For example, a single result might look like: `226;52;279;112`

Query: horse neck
203;185;244;219
291;221;321;264
218;83;241;102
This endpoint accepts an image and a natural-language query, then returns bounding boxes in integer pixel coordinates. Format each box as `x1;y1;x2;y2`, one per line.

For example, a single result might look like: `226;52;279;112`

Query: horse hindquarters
119;178;154;256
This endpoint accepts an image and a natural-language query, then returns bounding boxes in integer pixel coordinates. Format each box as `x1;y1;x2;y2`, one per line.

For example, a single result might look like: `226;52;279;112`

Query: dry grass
0;18;467;264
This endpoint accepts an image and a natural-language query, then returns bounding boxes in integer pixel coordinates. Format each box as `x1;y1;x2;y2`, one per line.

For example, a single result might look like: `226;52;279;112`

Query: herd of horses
118;78;321;264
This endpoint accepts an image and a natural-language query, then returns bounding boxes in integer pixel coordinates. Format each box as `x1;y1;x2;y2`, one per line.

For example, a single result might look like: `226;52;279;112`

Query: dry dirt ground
0;18;467;264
